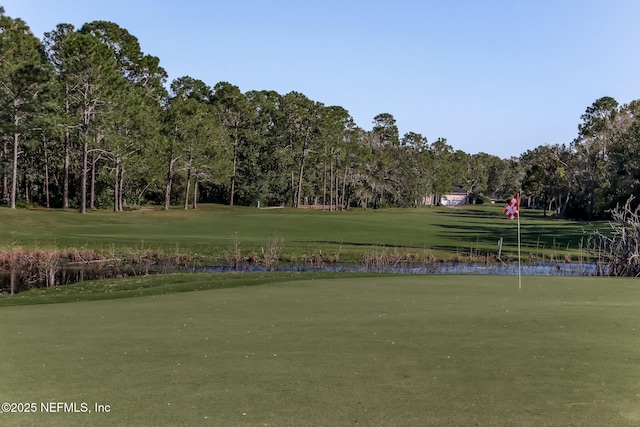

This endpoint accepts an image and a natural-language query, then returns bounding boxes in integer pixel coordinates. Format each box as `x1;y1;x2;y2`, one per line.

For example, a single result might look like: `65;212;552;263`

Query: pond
203;261;599;276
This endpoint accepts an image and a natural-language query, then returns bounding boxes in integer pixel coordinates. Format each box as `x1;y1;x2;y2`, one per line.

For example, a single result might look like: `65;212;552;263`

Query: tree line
0;8;637;219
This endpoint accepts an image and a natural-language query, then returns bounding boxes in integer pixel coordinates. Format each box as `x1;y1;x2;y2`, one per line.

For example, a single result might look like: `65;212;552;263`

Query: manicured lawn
1;273;639;426
0;204;598;262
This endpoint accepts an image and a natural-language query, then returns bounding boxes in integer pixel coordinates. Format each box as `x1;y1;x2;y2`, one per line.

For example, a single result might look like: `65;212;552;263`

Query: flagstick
517;193;522;290
503;193;523;290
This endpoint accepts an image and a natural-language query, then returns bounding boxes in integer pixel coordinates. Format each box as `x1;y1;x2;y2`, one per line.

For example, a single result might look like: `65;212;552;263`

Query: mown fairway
0;204;597;261
1;273;640;426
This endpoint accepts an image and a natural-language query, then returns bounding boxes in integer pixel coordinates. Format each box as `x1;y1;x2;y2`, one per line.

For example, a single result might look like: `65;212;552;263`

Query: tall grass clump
262;234;283;271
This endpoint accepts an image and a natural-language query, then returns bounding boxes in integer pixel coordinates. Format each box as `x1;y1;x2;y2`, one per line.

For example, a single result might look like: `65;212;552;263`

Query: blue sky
3;0;640;158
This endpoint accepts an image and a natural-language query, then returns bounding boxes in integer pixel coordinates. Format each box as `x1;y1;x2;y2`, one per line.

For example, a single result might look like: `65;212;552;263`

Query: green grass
0;272;375;307
2;273;640;426
0;204;599;262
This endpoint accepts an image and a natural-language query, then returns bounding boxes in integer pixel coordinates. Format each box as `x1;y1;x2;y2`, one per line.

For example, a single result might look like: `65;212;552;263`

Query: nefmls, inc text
40;402;111;413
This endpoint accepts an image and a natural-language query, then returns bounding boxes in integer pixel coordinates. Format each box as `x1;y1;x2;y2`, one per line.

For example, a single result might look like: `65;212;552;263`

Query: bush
589;196;640;276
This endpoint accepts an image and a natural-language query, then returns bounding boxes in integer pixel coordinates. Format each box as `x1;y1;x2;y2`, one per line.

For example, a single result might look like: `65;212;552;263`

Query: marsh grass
0;245;210;293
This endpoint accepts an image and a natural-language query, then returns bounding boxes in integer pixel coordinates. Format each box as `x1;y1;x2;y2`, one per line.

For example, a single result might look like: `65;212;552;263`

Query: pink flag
504;194;519;220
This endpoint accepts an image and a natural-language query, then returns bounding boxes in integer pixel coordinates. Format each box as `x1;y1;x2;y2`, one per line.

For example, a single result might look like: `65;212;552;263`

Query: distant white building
439;189;468;206
423;188;468;206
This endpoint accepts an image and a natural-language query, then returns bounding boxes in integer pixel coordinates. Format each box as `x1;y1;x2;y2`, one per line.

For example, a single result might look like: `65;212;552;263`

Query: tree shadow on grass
435;221;591;252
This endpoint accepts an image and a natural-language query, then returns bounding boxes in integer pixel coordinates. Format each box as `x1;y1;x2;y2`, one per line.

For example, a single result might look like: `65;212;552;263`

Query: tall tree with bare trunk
0;9;51;208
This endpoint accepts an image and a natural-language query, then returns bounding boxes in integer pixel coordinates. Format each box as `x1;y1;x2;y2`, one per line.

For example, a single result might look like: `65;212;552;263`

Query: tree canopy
1;11;639;219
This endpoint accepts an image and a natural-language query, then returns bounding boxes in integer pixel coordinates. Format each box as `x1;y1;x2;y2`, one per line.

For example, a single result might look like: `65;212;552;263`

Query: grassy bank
1;273;639;426
0;204;598;263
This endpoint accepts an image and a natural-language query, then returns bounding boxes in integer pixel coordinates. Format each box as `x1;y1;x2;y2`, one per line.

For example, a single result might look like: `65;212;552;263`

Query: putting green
1;274;639;426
